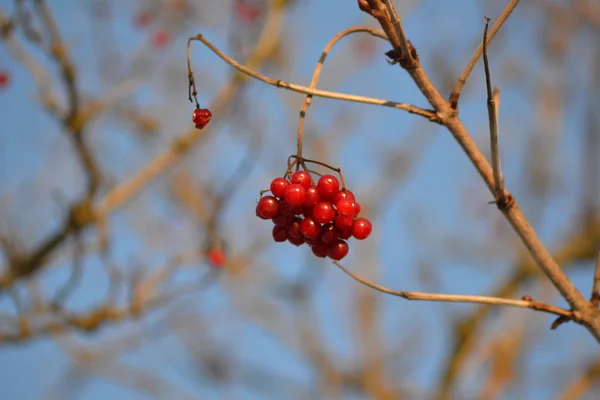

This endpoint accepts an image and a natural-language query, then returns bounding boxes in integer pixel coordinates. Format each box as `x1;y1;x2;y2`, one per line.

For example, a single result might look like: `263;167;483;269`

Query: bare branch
449;0;520;109
365;0;416;68
591;247;600;305
363;0;600;341
187;33;438;122
297;27;389;159
333;261;574;319
482;18;505;202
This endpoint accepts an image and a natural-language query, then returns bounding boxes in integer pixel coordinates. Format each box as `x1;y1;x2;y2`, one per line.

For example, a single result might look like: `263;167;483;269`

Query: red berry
305;236;319;246
287;218;302;238
334;214;354;231
311;240;328;258
353;202;361;216
153;30;170;47
0;70;10;89
303;186;320;207
288;235;305;246
312;201;335;224
272;225;288;242
317;175;340;200
134;10;153;27
291;171;312;190
301;206;313;218
279;199;303;216
284;184;306;207
192;108;212;129
320;223;339;244
338;228;353;240
270;177;289;198
272;213;293;227
299;217;321;239
256;196;279;219
207;248;226;267
336;199;356;217
235;0;261;24
327;240;349;260
352;218;372;240
332;189;355;204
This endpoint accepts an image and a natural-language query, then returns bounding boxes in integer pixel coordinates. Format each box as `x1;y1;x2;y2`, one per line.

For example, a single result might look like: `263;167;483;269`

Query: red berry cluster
256;171;372;260
192;108;212;129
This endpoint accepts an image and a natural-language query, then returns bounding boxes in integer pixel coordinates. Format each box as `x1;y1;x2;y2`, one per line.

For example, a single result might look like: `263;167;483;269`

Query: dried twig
333;261;574;319
449;0;521;109
591;247;600;305
362;0;600;342
297;27;390;159
187;33;438;122
482;18;505;203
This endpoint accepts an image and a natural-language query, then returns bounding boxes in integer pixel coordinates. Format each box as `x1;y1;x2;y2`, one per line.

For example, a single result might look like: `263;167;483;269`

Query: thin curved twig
188;33;439;122
333;261;574;319
296;26;389;159
449;0;521;109
482;18;505;202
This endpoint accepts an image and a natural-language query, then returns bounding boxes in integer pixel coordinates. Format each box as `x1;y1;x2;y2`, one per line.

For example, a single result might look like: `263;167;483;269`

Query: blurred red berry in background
152;30;170;48
235;0;261;25
134;10;153;28
0;70;10;89
207;248;226;268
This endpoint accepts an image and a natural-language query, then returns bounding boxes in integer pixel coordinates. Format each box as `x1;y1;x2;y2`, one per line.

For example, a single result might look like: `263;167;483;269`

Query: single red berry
272;213;293;227
272;225;288;242
338;228;353;240
317;175;340;200
352;218;372;240
312;201;335;224
303;186;320;207
279;199;303;216
256;196;279;219
335;199;356;217
152;29;170;47
291;170;312;190
301;206;313;218
332;189;355;204
305;236;319;246
320;223;339;244
287;218;302;238
288;235;305;246
311;240;328;258
327;240;349;260
284;184;307;207
270;177;289;198
300;217;321;239
235;0;261;24
353;202;361;216
207;248;226;267
192;108;212;129
134;10;153;27
0;70;10;89
334;214;354;231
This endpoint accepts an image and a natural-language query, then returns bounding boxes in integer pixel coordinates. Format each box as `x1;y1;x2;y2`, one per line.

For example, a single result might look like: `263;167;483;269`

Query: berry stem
289;155;347;190
187;37;200;108
296;27;387;162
